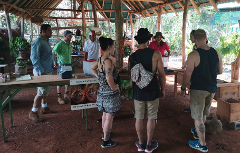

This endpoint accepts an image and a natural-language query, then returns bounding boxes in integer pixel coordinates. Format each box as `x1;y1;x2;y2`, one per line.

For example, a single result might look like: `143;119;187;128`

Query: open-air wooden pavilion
0;0;239;68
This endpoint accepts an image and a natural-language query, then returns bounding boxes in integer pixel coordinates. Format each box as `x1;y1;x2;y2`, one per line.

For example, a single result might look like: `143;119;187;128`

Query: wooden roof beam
0;1;32;17
190;0;201;15
122;1;146;17
209;0;218;12
12;0;32;15
44;0;61;17
124;0;165;3
169;4;177;15
147;2;158;14
138;1;152;18
178;1;184;9
94;0;108;19
110;0;113;17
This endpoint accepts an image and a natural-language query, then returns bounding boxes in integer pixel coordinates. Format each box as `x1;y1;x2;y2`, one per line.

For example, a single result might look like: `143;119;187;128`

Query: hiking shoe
101;139;117;148
29;111;43;122
145;140;158;153
191;127;199;139
40;107;57;114
58;95;65;104
64;91;71;100
189;140;208;152
136;140;145;152
182;107;191;112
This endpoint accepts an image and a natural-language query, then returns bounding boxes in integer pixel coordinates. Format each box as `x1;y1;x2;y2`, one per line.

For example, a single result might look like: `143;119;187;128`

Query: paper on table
16;74;32;81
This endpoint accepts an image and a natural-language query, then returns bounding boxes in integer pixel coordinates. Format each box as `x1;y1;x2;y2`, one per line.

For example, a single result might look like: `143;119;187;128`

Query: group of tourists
29;23;222;153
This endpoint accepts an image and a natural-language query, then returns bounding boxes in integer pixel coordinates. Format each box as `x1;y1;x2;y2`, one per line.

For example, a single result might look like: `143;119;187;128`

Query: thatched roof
0;0;237;24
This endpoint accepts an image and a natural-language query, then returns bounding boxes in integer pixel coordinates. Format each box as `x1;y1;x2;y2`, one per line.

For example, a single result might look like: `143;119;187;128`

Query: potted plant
72;38;82;54
10;37;31;60
10;37;30;75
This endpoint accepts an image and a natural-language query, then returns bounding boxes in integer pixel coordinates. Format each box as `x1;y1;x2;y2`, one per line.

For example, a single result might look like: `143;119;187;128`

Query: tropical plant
123;46;132;57
10;37;31;57
216;33;240;57
16;59;27;68
119;79;133;98
72;38;82;51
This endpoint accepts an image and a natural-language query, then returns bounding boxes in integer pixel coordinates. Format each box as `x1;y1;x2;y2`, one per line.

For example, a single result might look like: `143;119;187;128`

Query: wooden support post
130;13;134;50
126;20;128;33
91;0;98;27
114;0;124;68
231;20;240;82
108;20;111;37
157;7;161;32
73;0;76;18
81;0;86;45
4;5;12;43
21;13;25;38
30;16;33;42
56;19;59;42
182;0;189;68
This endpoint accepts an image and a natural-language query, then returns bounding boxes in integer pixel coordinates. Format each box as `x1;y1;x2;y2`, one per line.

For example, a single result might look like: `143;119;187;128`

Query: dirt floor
1;66;240;153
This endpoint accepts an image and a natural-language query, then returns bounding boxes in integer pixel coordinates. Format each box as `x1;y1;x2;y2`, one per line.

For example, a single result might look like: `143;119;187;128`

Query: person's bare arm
90;60;98;77
156;51;166;98
84;51;88;61
166;49;170;57
216;51;223;74
181;51;196;90
104;59;119;91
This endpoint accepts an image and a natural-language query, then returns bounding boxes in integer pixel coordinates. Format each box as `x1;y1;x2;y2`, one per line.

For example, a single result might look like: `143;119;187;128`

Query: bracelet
181;86;186;91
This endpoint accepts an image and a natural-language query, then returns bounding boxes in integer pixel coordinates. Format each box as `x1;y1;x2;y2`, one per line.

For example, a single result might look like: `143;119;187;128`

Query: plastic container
83;59;96;76
162;57;168;70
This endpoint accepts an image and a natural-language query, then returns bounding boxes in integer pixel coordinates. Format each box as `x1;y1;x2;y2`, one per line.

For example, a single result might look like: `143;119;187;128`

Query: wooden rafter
190;0;201;15
124;0;165;3
45;1;61;17
138;1;152;18
110;0;113;17
12;0;32;15
178;1;184;9
147;2;158;14
0;1;31;17
169;4;177;15
132;1;146;17
94;0;108;19
209;0;218;12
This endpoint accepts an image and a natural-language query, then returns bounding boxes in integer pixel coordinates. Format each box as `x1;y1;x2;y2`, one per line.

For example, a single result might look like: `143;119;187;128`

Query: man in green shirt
53;30;74;104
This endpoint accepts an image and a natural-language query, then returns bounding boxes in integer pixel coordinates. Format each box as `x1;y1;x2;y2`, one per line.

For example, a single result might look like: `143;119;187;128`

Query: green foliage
16;59;26;68
123;46;132;57
10;37;31;57
216;34;240;57
72;37;82;51
119;79;133;98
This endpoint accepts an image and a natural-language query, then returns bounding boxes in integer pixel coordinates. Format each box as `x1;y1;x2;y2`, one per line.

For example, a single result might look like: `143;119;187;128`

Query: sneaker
191;127;199;139
182;107;191;112
64;91;71;100
189;140;208;152
136;140;145;152
29;111;43;122
40;107;57;114
58;95;65;104
145;140;158;153
101;139;117;148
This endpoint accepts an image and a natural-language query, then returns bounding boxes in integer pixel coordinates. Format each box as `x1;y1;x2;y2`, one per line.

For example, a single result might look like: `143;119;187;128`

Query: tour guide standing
129;28;166;153
149;32;170;57
29;24;56;122
181;29;223;152
53;30;74;105
83;30;101;60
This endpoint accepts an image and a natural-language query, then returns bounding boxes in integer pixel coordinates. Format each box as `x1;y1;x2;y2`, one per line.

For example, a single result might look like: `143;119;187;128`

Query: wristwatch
181;86;186;91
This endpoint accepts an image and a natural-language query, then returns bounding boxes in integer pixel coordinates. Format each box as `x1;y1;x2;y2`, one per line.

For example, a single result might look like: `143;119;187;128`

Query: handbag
131;53;153;89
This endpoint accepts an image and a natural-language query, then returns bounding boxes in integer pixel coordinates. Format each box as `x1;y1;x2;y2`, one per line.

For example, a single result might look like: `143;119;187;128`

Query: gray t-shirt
83;39;100;60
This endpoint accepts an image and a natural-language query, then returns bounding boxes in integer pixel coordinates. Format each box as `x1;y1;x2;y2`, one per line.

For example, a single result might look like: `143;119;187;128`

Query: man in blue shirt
29;24;56;122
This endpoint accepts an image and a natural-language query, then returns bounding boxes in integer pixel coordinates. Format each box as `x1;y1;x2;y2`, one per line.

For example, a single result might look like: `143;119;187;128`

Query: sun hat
134;28;153;42
89;30;96;36
154;32;165;39
64;30;75;35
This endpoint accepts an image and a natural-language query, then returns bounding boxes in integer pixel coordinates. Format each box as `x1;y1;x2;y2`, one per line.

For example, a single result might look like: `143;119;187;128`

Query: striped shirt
53;40;72;64
30;36;53;74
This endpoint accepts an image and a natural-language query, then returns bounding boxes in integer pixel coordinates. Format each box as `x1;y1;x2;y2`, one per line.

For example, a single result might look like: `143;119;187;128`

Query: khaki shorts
33;72;52;96
190;89;215;121
134;98;159;120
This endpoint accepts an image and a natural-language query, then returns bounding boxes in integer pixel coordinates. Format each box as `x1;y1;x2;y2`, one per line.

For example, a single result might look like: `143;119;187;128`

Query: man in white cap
83;30;101;61
53;30;74;104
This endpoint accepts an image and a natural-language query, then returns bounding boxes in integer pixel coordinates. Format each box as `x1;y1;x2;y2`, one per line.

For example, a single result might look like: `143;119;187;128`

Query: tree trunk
21;13;24;38
81;0;86;45
130;13;134;50
108;20;111;37
114;0;124;68
231;20;240;82
91;0;98;27
156;7;161;32
182;0;189;68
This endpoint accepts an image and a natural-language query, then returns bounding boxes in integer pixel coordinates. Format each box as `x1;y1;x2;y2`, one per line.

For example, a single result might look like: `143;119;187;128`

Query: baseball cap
89;30;96;36
64;30;75;35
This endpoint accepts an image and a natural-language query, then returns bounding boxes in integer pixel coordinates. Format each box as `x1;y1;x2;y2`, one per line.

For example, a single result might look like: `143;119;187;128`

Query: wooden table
0;74;91;142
